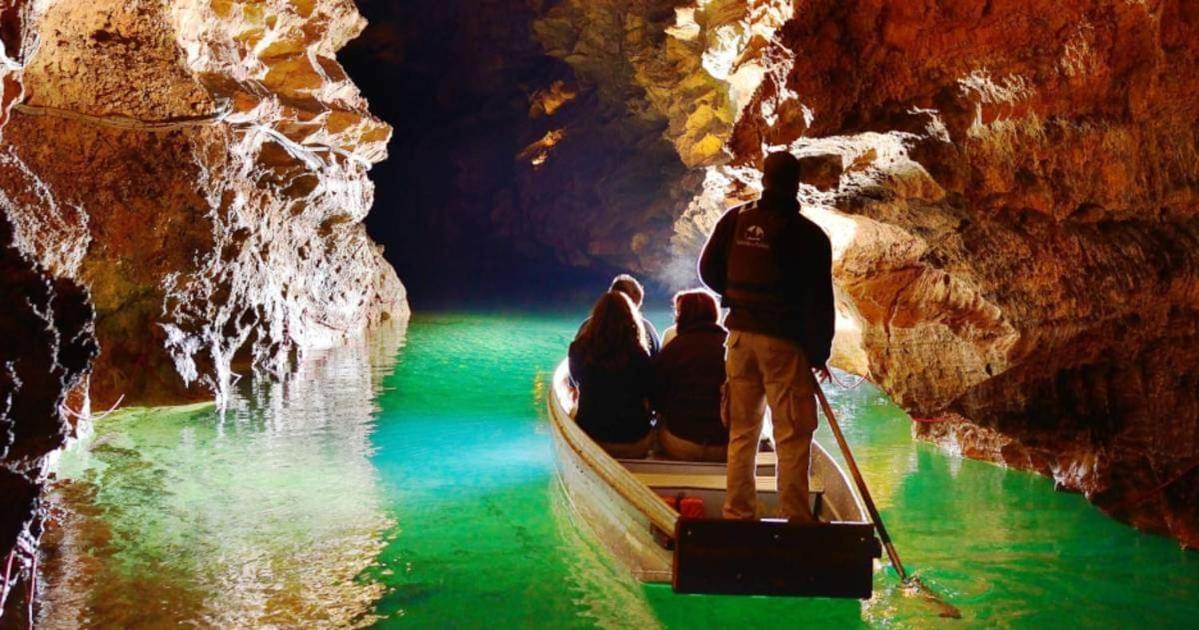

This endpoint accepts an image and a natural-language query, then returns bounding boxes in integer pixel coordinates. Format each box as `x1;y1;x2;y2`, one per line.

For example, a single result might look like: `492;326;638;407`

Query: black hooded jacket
649;322;728;445
698;195;835;367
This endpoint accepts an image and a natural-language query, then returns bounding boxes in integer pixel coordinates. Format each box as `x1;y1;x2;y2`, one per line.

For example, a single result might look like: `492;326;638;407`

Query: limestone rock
473;0;1199;546
0;214;96;617
675;0;1199;546
0;0;406;613
1;0;407;407
345;0;801;287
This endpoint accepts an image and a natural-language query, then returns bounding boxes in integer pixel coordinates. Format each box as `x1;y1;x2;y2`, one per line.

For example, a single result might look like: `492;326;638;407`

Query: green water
43;312;1199;627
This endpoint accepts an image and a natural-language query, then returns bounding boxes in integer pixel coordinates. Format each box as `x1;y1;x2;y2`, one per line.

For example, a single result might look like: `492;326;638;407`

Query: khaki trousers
722;330;818;521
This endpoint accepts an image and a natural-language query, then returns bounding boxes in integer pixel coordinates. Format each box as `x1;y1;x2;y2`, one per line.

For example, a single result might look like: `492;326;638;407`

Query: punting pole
811;375;963;619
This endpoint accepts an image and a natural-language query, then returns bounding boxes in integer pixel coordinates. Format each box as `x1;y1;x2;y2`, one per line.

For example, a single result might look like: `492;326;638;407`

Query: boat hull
547;360;870;585
549;413;674;581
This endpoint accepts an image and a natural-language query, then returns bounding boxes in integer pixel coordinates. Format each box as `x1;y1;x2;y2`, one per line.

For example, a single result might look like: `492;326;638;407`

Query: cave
345;0;1199;545
3;0;1199;624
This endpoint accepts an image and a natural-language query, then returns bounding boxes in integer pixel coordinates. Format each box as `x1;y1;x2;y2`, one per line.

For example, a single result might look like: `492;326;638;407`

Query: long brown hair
575;291;648;369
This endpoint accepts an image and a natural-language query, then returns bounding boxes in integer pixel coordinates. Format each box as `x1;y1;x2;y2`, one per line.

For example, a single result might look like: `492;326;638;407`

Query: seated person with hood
649;290;729;462
569;290;655;458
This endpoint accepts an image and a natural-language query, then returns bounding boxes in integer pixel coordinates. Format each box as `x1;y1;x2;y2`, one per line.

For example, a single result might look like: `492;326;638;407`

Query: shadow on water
641;583;865;628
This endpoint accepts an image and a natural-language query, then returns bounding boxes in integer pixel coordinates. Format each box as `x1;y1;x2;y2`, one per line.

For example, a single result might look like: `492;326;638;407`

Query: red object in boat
659;495;679;510
679;496;705;519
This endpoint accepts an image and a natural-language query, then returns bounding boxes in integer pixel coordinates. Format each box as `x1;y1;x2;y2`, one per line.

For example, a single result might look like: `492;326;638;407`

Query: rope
1;548;13;603
910;416;955;424
1106;457;1199;513
1;547;14;620
12;99;232;131
25;552;36;627
827;370;867;390
0;545;36;628
11;99;372;166
60;394;124;422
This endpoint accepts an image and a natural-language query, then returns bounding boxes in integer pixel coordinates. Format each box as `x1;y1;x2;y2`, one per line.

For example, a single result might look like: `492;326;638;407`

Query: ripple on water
38;323;407;628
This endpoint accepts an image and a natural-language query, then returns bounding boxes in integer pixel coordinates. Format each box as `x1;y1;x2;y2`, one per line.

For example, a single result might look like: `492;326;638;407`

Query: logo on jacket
736;224;770;249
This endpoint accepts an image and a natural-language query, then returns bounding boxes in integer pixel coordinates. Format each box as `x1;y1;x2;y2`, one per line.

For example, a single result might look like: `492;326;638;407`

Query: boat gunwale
548;361;679;535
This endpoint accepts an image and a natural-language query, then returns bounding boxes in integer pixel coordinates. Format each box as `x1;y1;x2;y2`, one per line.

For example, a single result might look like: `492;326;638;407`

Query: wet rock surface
2;0;407;408
687;0;1199;546
0;2;1195;610
0;0;407;615
0;214;96;618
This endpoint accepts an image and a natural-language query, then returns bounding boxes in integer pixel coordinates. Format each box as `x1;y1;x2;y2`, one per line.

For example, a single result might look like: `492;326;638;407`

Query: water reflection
823;377;1199;627
28;312;1199;628
362;314;666;626
38;320;408;628
547;476;662;628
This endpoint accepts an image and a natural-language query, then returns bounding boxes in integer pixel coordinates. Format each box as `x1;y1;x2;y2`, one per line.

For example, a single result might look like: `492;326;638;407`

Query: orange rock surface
698;0;1199;546
1;0;407;407
351;0;1199;545
0;1;405;607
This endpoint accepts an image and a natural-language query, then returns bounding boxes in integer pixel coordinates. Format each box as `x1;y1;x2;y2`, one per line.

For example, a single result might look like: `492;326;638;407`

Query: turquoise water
42;312;1199;627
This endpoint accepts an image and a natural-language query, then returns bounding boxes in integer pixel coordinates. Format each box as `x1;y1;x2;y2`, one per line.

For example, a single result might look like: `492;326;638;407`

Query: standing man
699;151;834;521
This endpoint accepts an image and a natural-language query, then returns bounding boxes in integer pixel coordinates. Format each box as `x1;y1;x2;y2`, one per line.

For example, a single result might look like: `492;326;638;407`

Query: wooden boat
547;360;879;596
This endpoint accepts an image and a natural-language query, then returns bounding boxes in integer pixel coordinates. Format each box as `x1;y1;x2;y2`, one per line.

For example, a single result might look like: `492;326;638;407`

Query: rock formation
345;0;750;294
0;215;96;620
672;0;1199;547
2;0;406;408
2;1;1196;613
0;0;407;616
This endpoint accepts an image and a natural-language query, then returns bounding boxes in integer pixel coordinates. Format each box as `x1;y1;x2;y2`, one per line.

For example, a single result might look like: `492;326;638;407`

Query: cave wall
0;215;96;619
0;0;407;407
669;0;1199;546
0;0;407;612
343;0;800;296
2;1;1195;602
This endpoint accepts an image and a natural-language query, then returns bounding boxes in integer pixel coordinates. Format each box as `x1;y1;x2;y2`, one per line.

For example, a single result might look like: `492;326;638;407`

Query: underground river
36;311;1199;627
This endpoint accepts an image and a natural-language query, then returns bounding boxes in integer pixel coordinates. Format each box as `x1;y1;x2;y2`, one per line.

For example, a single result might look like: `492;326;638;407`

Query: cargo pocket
784;386;819;434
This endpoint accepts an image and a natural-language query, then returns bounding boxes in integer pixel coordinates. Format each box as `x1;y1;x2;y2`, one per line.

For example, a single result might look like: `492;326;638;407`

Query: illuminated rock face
0;216;96;616
346;0;796;285
0;0;405;600
349;1;1198;545
0;0;407;407
523;0;796;277
535;0;794;169
666;1;1199;546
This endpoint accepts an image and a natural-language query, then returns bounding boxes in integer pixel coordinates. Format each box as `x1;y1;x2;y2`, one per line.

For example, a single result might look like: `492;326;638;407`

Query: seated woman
649;290;728;462
568;291;655;458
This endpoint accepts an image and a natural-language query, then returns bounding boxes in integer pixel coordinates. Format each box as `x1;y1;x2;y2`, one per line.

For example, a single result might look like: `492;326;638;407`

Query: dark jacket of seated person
649;290;729;462
568;291;654;458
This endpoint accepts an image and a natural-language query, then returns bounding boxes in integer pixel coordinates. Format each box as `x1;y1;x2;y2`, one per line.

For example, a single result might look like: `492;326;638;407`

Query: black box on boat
672;519;881;599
